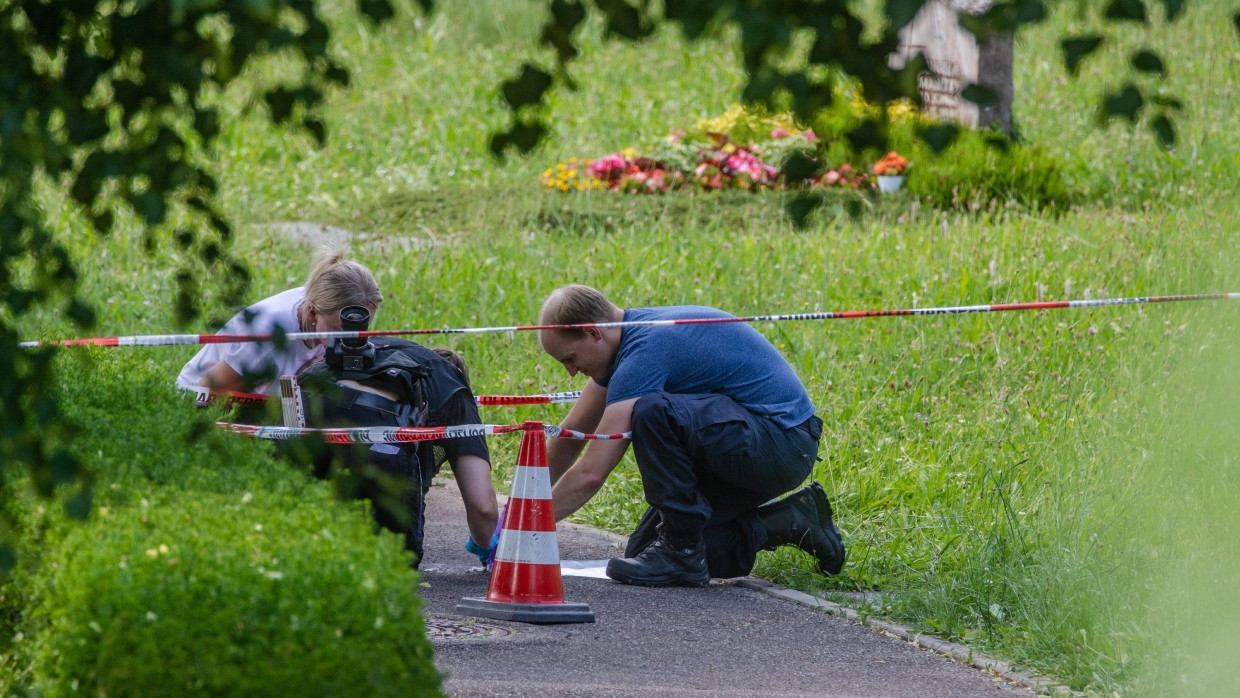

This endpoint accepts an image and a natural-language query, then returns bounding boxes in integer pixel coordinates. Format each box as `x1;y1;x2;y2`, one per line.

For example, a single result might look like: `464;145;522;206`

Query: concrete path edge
559;519;1075;697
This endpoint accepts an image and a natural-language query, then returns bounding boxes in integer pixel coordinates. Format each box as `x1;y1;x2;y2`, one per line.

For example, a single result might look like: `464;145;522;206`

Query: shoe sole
807;482;846;576
605;562;710;588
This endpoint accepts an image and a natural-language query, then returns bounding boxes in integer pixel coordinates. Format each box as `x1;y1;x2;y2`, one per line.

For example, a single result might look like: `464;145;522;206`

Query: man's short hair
539;284;613;337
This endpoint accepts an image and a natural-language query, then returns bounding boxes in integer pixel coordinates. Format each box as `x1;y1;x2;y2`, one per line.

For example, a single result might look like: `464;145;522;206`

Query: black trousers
626;392;822;578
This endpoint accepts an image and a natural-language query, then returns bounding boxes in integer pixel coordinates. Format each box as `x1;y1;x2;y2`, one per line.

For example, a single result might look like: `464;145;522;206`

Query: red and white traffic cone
455;422;595;624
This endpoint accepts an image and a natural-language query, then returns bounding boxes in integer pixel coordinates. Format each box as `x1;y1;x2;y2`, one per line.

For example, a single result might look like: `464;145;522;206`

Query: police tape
22;293;1240;348
218;421;630;442
475;391;581;406
182;385;581;408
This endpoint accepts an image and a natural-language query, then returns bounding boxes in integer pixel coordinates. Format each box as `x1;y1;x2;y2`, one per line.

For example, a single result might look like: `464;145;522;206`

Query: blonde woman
177;247;382;397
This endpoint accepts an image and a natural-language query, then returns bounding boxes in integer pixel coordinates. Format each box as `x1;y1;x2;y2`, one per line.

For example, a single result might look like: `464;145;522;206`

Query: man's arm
546;379;608;484
551;397;636;522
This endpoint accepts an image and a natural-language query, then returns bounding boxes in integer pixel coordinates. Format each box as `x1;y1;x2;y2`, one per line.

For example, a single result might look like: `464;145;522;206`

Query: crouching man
537;285;845;587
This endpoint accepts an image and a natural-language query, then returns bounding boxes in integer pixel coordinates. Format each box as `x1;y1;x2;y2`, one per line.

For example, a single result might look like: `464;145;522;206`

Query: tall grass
10;0;1240;694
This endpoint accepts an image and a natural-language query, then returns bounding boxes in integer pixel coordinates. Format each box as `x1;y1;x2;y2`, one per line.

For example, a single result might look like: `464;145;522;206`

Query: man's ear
584;326;603;341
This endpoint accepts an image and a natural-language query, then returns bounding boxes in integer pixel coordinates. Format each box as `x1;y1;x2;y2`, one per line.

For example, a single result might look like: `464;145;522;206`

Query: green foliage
900;129;1073;212
0;351;437;695
0;0;405;569
20;490;440;697
496;0;1200;159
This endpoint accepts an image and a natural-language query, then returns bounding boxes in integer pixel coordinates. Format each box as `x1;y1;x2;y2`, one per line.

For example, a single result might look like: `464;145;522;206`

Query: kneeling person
299;322;498;568
538;284;845;587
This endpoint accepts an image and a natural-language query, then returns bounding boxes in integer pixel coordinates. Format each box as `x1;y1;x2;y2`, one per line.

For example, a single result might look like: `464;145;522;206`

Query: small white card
559;560;611;579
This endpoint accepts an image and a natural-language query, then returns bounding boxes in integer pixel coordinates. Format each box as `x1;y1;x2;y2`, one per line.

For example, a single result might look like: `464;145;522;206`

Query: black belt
794;415;822;441
341;388;421;423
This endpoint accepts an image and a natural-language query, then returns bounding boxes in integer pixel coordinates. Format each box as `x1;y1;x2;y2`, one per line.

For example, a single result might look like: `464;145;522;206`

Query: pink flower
804;130;817;142
770;128;791;139
825;170;841;185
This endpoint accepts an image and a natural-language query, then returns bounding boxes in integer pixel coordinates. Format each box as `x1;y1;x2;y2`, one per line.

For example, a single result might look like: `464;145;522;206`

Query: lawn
7;0;1240;695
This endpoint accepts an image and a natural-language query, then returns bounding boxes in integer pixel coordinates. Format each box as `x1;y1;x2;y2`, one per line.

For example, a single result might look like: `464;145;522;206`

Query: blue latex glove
465;533;500;566
487;503;507;571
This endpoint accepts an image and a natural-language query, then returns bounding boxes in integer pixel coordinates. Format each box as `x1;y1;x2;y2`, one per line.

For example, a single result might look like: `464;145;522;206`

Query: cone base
454;597;596;624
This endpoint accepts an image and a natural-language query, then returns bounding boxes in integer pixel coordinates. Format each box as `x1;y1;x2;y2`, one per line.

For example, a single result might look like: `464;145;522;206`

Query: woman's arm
450;453;500;549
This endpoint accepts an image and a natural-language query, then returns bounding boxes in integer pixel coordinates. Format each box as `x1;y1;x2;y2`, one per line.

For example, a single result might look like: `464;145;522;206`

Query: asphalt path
419;479;1035;697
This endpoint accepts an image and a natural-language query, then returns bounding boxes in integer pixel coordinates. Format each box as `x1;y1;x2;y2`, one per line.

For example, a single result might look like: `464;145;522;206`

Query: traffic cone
455;422;595;624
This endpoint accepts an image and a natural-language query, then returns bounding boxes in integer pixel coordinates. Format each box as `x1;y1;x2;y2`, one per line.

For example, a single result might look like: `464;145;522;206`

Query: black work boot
606;529;710;587
758;481;845;575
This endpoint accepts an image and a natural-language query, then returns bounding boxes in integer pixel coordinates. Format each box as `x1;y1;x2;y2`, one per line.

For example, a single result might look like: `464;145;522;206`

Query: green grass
8;0;1240;695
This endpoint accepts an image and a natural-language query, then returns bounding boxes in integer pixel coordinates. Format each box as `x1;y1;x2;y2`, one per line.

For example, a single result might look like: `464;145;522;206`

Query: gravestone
890;0;1013;135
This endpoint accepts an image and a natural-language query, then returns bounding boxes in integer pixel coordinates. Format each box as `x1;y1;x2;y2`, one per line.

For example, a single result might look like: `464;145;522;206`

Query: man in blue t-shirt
538;284;845;587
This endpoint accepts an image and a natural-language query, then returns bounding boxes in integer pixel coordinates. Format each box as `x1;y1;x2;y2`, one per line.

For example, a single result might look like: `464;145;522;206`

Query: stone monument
890;0;1013;135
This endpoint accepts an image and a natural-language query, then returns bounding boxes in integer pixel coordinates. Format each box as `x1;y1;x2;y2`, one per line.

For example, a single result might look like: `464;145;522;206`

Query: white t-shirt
176;287;323;396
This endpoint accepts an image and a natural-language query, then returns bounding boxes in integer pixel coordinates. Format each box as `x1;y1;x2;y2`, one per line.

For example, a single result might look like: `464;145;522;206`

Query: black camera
325;305;376;372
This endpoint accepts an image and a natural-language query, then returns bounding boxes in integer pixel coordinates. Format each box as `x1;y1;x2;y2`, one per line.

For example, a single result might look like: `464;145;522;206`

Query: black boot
758;481;845;575
606;529;710;587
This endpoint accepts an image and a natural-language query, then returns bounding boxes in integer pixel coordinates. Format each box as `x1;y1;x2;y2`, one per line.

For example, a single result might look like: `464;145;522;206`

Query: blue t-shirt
595;306;815;428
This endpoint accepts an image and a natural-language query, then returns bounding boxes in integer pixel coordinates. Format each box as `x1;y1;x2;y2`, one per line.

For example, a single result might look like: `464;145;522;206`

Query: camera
325;305;376;372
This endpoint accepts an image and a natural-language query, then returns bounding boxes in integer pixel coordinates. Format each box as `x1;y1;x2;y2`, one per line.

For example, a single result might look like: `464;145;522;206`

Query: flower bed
542;105;897;195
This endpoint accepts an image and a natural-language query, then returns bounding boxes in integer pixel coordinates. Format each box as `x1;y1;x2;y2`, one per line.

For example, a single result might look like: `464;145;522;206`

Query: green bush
21;490;441;697
901;129;1074;212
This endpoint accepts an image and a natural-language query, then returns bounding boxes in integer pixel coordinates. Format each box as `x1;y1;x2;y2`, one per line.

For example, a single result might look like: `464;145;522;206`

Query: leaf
1152;94;1184;111
961;83;998;107
91;210;114;235
1100;83;1144;123
786;194;822;229
501;64;553;109
1160;0;1184;22
358;0;395;24
66;297;97;328
845;119;885;152
194;107;220;142
1104;0;1148;24
264;87;295;123
598;0;650;40
920;122;960;153
507;120;548;153
1061;35;1104;76
782;152;822;183
550;0;586;30
303;117;327;146
1013;0;1048;24
1129;49;1165;75
1150;114;1175;147
541;0;586;61
64;487;93;520
51;449;78;485
132;190;169;225
885;0;928;31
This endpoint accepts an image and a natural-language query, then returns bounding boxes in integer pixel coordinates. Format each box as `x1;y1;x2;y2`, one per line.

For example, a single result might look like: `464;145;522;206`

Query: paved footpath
419;479;1037;698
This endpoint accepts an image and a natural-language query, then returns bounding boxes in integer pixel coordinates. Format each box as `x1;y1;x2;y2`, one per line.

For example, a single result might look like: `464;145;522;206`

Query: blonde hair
538;284;619;339
303;247;382;316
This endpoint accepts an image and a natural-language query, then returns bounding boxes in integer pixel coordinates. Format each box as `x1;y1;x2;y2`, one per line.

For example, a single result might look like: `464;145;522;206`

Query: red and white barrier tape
181;385;581;408
476;391;582;405
22;293;1240;348
219;421;629;442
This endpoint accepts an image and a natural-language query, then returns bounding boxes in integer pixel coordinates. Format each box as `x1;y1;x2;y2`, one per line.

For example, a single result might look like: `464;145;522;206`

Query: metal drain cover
426;615;513;641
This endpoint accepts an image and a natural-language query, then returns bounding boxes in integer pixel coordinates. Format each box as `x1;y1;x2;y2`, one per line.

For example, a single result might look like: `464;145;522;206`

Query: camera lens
339;305;371;349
